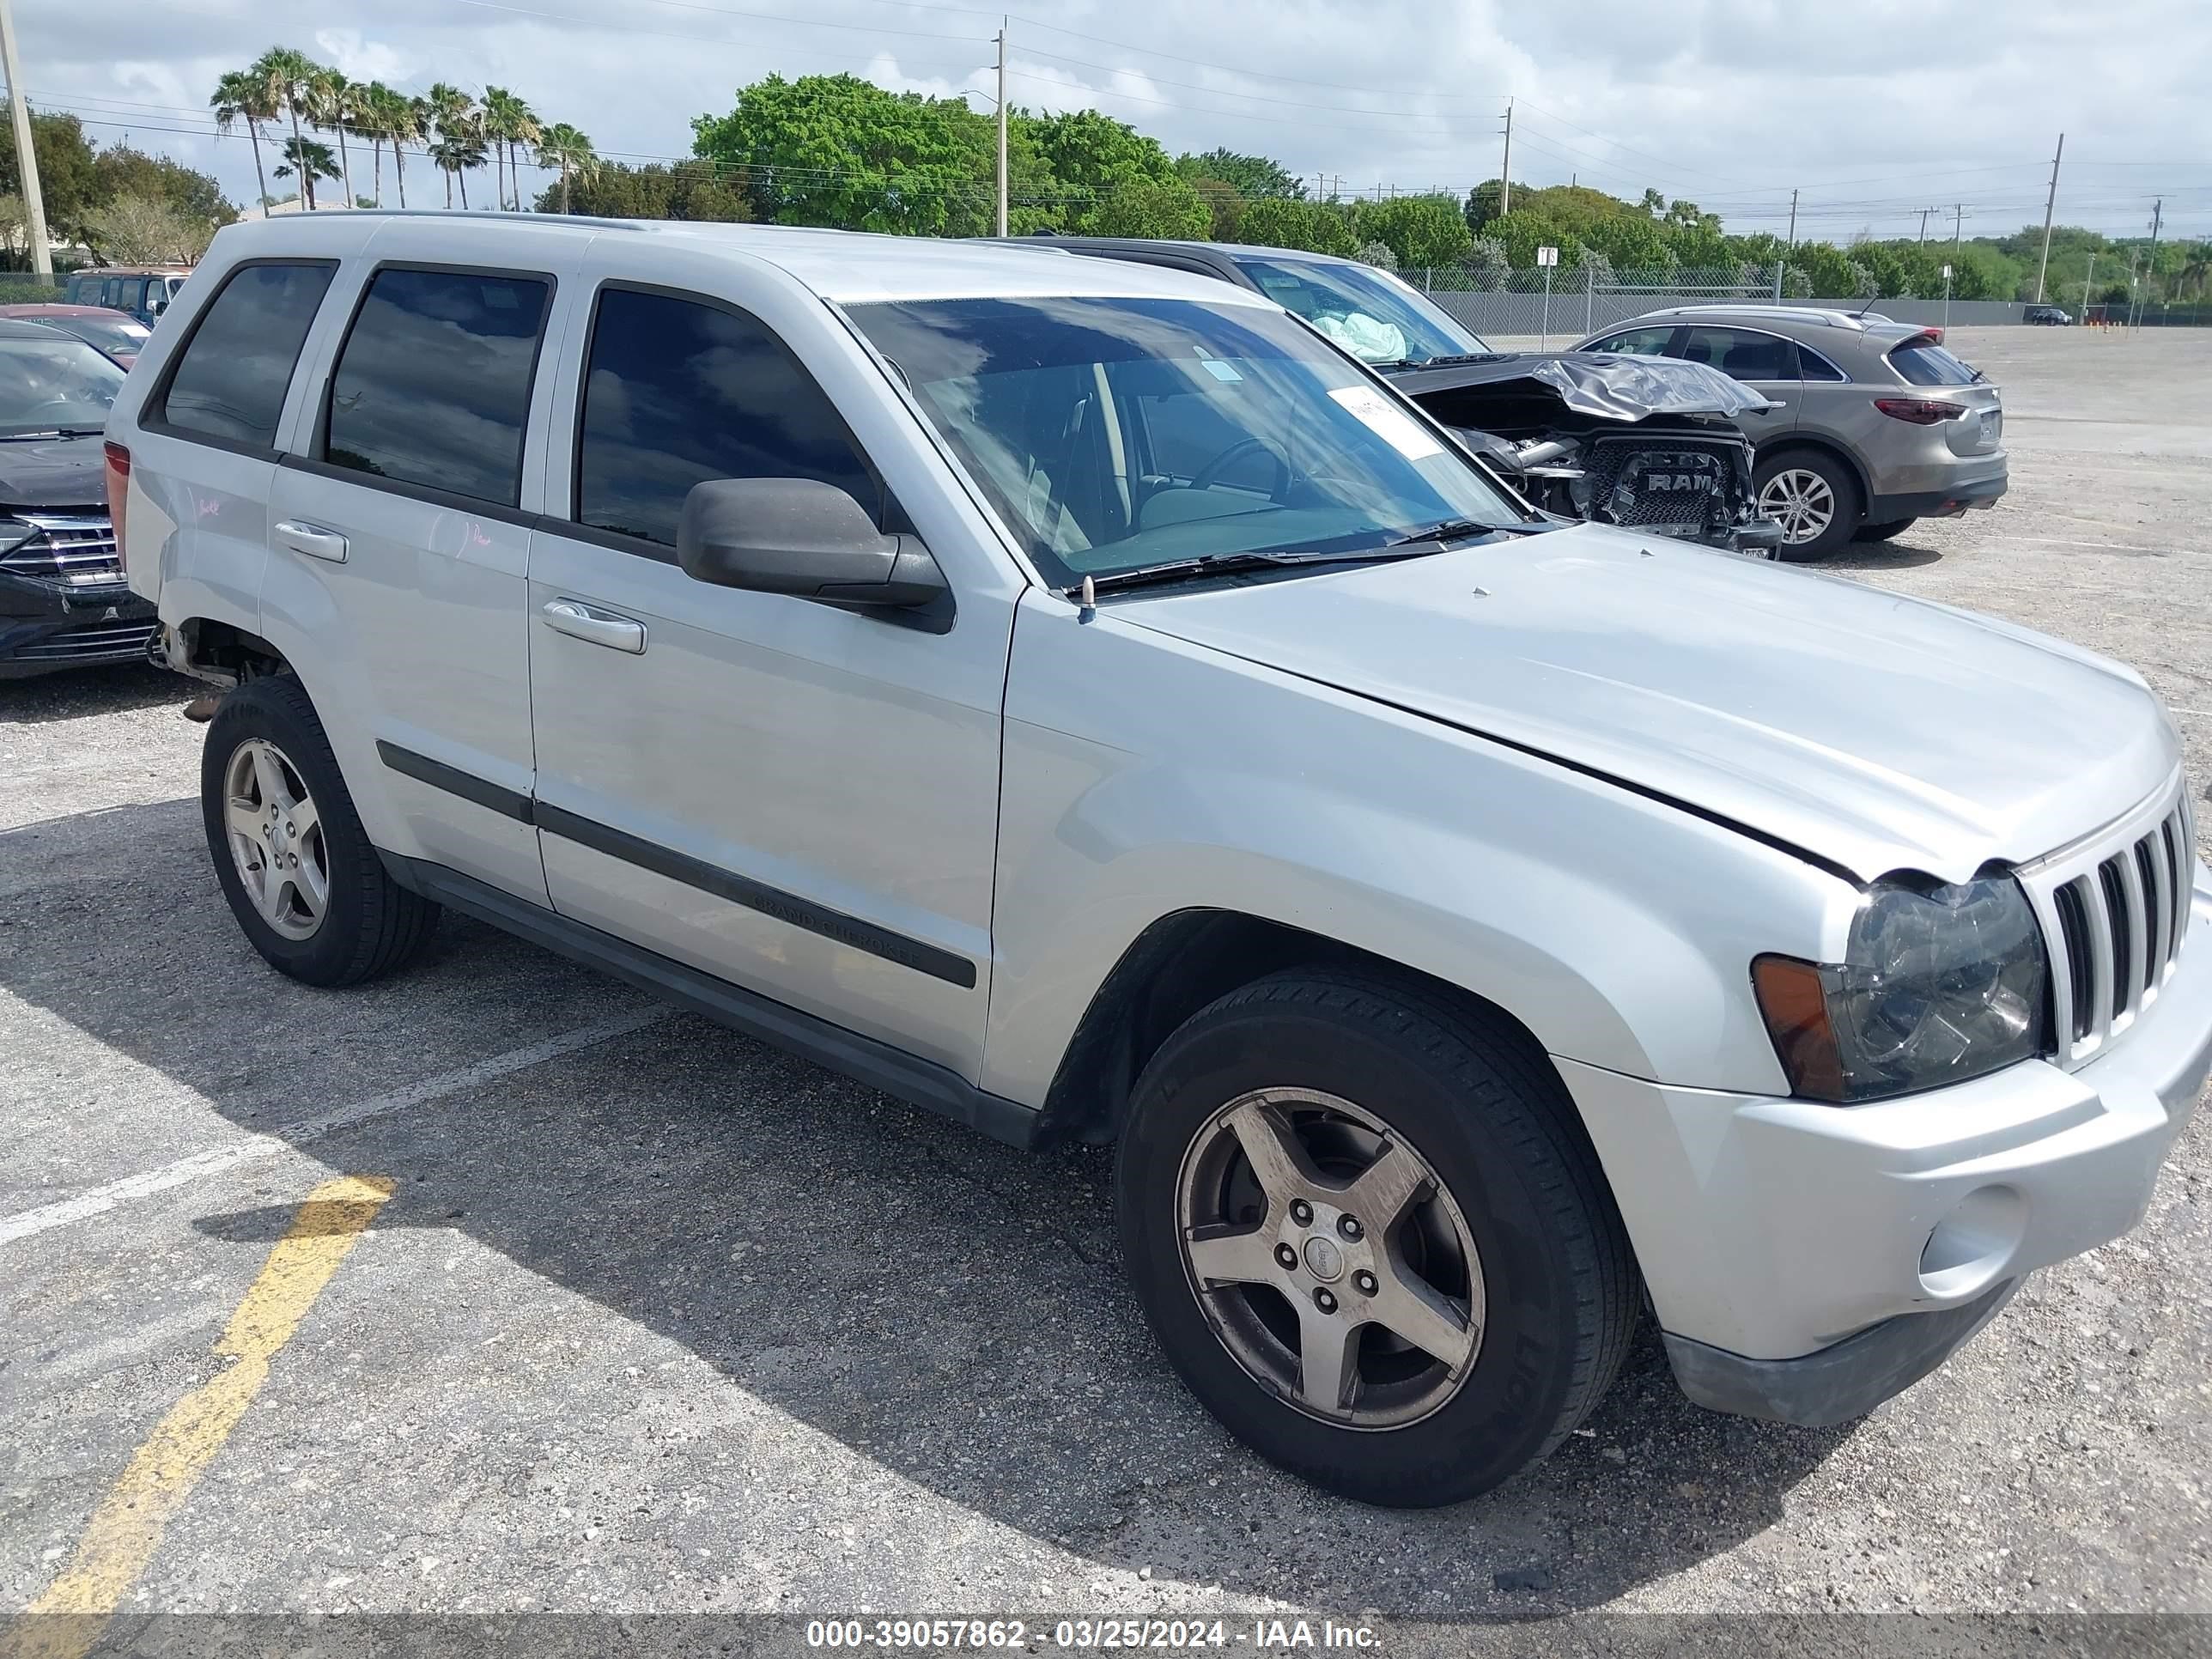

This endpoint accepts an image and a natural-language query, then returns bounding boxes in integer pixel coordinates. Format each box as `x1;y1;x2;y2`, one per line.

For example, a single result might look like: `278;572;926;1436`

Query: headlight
1753;874;2047;1103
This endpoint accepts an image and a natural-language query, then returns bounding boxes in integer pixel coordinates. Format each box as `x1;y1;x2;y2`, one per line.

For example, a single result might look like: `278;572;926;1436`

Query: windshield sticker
1328;385;1443;460
1198;358;1244;382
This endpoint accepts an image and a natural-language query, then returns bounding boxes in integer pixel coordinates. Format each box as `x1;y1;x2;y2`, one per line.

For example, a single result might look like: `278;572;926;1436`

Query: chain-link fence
0;271;70;303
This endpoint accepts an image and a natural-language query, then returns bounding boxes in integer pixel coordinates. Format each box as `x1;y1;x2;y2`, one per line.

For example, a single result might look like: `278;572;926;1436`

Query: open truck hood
1388;351;1778;422
1110;524;2179;884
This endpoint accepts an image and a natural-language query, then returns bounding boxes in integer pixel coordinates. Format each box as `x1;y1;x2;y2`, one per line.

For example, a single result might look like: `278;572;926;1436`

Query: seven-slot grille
2020;781;2198;1068
0;510;123;587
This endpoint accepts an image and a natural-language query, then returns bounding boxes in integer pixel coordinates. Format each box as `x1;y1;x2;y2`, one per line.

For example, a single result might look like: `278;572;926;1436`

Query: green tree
1350;194;1470;270
0;112;101;252
1188;174;1244;240
304;67;356;207
249;48;319;207
423;83;481;209
482;88;542;211
1483;210;1578;269
81;195;218;264
90;146;233;228
1236;196;1353;256
538;158;746;221
1091;176;1209;239
534;123;597;215
1024;107;1194;235
211;70;278;219
1174;148;1302;200
1352;240;1397;271
693;74;988;235
273;135;339;207
1464;236;1509;289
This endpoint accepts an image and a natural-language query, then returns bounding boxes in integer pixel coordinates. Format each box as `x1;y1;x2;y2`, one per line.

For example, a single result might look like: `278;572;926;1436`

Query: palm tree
304;68;358;207
211;70;278;219
422;82;479;210
534;123;596;215
274;136;341;210
480;88;544;211
250;47;319;207
392;94;428;209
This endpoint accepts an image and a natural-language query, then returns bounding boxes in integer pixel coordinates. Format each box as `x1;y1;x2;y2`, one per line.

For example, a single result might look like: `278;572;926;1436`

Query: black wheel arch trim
372;741;976;988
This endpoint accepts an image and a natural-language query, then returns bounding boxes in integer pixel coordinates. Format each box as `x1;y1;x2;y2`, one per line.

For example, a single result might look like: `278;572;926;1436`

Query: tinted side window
157;262;335;449
1680;326;1795;380
1799;347;1847;383
325;267;550;506
575;287;878;548
1589;325;1673;356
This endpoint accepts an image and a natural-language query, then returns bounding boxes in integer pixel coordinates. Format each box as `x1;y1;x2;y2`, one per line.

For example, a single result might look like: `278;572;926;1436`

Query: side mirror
677;477;948;615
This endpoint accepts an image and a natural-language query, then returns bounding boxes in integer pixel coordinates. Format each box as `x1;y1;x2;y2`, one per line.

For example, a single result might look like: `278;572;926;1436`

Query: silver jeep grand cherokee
113;214;2210;1509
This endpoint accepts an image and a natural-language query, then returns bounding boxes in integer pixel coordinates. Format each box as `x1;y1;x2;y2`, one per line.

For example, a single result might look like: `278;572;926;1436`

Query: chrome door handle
273;520;348;562
541;598;647;654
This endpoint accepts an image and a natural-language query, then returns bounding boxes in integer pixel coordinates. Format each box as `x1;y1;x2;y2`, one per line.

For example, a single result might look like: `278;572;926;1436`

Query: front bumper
0;576;158;678
1560;860;2212;1425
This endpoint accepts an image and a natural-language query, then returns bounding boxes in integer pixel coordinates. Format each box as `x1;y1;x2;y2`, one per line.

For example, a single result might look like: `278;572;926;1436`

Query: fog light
1919;1185;2026;1297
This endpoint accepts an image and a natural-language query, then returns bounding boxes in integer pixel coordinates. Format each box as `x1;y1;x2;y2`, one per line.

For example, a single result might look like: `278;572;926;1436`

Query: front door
1670;324;1802;447
524;258;1012;1078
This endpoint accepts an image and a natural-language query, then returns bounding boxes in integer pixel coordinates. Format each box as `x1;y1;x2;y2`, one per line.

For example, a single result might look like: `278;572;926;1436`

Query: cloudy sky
15;0;2211;244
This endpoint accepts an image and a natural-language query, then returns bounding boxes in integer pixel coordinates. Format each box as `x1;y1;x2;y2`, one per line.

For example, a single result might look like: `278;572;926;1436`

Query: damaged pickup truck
1037;238;1784;556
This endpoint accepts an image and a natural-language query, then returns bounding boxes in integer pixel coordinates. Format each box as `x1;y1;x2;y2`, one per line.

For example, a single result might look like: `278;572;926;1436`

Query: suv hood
1111;526;2179;884
0;434;106;508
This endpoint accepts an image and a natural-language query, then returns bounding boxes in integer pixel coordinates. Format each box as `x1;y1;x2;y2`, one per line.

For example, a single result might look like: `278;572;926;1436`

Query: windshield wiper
1379;517;1534;549
0;426;105;440
1073;541;1472;599
1372;352;1508;371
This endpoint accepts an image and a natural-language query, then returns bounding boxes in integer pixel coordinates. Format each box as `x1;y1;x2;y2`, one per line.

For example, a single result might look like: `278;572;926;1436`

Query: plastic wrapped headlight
1753;874;2048;1103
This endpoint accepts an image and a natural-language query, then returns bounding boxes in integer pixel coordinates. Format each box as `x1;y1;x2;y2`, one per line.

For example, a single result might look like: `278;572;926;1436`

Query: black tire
1115;970;1637;1507
1854;517;1917;543
201;676;438;986
1754;447;1862;562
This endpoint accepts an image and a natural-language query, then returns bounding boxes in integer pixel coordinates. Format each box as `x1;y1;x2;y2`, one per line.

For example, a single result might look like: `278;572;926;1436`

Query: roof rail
263;208;650;233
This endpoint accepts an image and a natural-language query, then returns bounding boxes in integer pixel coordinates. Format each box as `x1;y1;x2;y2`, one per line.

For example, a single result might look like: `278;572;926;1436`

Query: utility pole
1949;204;1965;299
993;19;1007;238
2124;247;2140;331
2033;132;2063;302
2081;249;2097;320
0;0;51;277
1498;98;1513;218
1773;186;1797;300
1916;206;1937;246
2134;197;2163;327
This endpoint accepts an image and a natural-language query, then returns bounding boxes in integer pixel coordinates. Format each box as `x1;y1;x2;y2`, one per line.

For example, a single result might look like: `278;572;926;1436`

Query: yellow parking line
4;1175;395;1659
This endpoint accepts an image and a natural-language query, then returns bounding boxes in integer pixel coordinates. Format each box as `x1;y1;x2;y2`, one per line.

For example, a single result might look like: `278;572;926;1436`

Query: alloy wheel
1174;1088;1485;1429
222;738;330;941
1758;468;1836;545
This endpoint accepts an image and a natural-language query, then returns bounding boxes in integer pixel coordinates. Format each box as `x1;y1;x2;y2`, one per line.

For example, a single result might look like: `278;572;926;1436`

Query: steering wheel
1188;434;1294;502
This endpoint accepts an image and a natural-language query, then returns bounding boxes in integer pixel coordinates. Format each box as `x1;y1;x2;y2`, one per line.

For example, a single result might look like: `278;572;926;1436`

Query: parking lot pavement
3;328;2210;1639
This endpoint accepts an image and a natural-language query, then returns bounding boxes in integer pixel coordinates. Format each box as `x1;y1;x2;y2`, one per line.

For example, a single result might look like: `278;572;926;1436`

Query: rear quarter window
1888;342;1978;386
155;262;337;450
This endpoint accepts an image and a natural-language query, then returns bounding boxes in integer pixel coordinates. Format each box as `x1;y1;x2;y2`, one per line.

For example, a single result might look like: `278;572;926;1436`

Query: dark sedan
0;319;155;678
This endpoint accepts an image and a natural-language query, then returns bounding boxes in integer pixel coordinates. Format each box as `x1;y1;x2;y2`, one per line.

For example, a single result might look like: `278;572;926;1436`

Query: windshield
1229;256;1491;365
0;335;125;435
848;295;1522;587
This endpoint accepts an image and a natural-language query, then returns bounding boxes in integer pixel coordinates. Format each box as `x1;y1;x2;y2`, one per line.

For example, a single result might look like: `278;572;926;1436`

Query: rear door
258;235;574;904
1670;324;1800;447
523;245;1017;1078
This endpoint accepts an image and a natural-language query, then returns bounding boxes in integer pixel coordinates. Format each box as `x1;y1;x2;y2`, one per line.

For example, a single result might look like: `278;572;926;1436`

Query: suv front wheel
201;676;439;986
1116;971;1637;1506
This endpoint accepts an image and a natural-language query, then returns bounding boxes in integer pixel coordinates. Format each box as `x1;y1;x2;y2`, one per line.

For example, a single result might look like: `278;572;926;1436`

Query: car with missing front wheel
115;214;2209;1508
1574;305;2008;558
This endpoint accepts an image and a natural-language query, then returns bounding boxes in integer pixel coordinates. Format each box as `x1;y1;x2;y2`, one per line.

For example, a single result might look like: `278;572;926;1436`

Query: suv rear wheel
201;677;439;986
1116;970;1636;1506
1755;448;1861;561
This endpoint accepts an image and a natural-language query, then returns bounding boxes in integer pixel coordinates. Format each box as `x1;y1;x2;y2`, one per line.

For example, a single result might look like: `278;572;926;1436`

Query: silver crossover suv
114;216;2204;1508
1576;305;2008;559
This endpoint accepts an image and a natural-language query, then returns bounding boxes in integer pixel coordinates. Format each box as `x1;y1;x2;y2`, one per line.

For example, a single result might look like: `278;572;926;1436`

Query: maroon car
0;304;152;369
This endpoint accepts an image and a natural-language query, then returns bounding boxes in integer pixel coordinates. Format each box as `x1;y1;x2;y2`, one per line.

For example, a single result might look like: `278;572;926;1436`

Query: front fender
981;595;1854;1109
